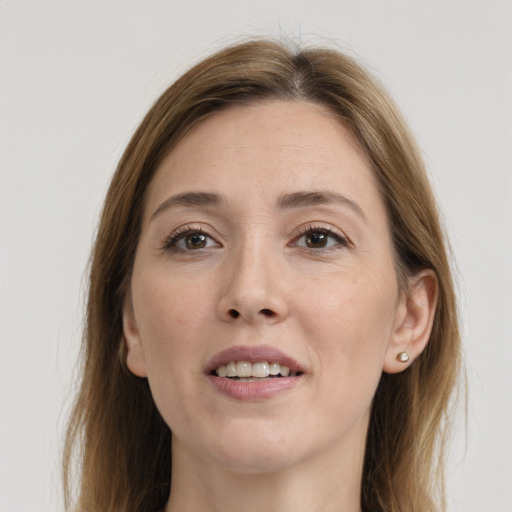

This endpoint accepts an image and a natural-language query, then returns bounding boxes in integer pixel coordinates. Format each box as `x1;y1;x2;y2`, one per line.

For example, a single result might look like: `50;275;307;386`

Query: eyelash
162;224;350;253
291;224;350;251
162;225;219;252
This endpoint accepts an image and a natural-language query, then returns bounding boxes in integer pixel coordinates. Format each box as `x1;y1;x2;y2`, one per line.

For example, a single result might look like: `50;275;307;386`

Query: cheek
132;270;215;377
131;271;218;431
298;271;397;380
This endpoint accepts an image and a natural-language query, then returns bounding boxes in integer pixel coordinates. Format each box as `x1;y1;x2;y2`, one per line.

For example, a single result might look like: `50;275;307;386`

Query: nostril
226;308;276;320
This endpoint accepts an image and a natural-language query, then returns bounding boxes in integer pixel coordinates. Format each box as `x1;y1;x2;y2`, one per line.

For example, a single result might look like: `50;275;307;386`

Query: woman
63;39;461;512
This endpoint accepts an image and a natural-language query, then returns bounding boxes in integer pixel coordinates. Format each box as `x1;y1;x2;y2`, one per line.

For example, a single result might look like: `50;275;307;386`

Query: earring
396;351;409;363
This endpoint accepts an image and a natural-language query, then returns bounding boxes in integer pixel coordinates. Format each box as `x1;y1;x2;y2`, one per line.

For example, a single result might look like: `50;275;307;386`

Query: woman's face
124;101;409;473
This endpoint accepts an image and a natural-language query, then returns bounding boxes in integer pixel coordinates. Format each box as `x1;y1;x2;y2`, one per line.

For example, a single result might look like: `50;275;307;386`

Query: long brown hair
63;39;461;512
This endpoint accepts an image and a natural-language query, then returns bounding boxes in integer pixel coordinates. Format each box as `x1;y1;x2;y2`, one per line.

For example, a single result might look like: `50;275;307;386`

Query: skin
123;101;437;512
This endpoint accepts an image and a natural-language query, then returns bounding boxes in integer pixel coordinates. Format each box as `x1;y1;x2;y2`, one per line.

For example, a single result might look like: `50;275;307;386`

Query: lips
206;345;305;401
206;345;304;374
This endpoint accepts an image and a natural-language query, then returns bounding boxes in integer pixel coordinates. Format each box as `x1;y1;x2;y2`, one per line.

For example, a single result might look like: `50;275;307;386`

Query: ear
122;290;148;378
383;269;438;374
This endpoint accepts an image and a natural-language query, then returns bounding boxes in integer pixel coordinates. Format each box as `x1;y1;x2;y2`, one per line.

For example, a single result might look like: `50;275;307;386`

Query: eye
293;227;349;250
164;228;219;252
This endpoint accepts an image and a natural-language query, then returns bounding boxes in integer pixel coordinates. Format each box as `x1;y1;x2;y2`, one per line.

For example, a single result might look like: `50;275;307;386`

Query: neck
165;437;365;512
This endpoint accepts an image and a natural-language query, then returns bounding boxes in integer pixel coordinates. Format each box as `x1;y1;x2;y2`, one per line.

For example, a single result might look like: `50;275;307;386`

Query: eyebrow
151;191;225;220
277;191;367;221
151;189;367;222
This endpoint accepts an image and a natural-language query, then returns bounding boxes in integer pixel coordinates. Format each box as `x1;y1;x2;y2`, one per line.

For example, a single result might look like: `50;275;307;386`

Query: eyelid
289;223;351;249
161;222;351;253
162;224;221;252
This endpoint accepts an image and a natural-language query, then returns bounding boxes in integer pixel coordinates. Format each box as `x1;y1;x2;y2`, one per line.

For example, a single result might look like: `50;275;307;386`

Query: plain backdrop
1;1;511;511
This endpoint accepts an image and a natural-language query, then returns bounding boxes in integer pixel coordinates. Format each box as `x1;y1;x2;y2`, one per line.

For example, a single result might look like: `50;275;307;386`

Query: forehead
145;101;384;219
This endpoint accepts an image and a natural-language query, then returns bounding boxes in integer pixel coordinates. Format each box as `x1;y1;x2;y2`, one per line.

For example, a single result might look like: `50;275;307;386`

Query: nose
216;242;289;325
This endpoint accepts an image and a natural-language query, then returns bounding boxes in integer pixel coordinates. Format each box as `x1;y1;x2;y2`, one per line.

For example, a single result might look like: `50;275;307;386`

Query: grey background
1;1;511;510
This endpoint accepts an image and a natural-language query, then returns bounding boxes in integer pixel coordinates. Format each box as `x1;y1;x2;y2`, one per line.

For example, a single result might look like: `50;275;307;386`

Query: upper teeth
215;361;292;378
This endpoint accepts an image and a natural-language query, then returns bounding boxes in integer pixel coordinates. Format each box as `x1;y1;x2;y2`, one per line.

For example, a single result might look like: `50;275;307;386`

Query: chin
187;419;306;474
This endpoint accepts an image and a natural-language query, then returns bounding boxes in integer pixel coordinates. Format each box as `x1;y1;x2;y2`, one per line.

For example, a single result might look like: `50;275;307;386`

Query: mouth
206;345;305;400
211;361;303;380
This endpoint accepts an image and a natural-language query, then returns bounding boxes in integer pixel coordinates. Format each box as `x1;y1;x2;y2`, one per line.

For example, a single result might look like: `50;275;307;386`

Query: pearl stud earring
396;351;409;363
